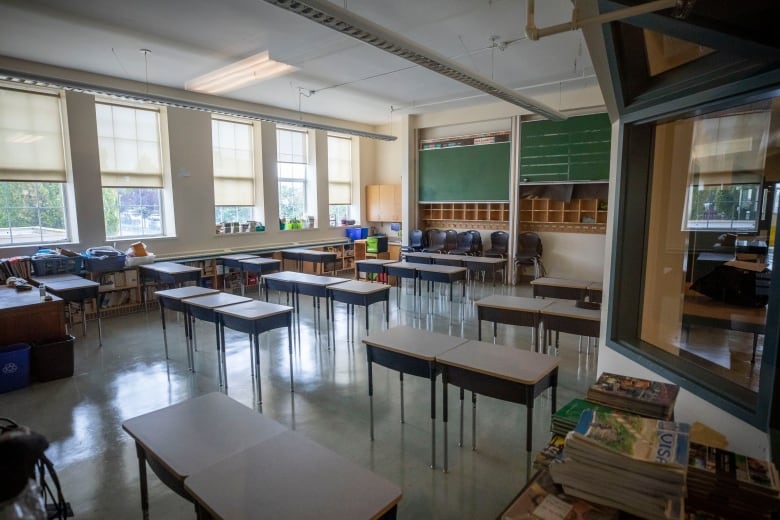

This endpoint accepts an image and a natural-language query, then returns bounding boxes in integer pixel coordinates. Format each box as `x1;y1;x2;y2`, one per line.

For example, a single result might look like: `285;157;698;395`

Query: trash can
0;343;31;393
31;336;75;382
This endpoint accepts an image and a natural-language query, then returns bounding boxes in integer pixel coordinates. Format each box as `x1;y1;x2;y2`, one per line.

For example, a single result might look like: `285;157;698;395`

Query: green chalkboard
418;142;511;201
520;113;611;182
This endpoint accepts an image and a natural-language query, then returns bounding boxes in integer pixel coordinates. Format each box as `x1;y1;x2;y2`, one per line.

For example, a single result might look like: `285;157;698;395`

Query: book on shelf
501;468;619;520
534;435;565;471
551;398;615;436
686;442;780;518
549;409;690;520
586;372;679;420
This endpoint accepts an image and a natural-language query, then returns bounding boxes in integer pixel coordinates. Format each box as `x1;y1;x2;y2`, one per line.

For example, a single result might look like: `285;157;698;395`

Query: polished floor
0;279;600;519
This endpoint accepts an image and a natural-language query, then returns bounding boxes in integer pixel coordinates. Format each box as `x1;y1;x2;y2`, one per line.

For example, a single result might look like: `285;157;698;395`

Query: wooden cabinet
366;184;401;222
419;202;509;230
518;198;607;234
0;286;66;345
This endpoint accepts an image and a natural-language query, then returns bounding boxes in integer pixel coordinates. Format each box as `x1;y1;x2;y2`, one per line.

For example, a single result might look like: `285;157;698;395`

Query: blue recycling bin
0;343;31;393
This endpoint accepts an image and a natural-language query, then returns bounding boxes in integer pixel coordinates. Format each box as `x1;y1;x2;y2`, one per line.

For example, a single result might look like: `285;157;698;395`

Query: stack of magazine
586;372;679;420
550;409;690;520
687;442;780;518
551;398;615;436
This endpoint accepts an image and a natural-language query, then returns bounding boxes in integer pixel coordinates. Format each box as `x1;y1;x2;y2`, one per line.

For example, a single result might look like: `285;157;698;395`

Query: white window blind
96;102;163;188
0;87;67;182
212;119;255;206
328;135;352;205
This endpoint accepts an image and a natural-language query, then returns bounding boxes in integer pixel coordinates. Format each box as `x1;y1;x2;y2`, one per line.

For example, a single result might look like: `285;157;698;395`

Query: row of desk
122;392;401;519
363;326;559;475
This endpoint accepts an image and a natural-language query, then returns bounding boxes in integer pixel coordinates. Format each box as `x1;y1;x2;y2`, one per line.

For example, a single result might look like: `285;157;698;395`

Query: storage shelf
518;198;606;234
419;202;509;230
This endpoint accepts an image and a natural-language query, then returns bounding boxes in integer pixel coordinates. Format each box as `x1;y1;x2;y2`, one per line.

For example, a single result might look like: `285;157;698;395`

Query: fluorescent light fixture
186;51;297;94
262;0;566;121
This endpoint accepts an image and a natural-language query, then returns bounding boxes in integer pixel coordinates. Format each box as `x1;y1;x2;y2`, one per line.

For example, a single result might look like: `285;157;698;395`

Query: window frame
327;134;354;225
276;127;311;223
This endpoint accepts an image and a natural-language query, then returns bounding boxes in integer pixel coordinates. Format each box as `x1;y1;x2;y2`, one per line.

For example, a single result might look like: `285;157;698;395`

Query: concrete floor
0;279;599;519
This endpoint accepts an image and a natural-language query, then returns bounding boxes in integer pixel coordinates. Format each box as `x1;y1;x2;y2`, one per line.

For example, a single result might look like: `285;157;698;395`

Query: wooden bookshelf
419;202;509;230
518;198;607;234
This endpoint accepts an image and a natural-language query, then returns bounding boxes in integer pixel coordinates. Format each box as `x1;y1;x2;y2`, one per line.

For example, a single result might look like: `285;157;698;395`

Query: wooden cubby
518;198;607;234
419;202;509;230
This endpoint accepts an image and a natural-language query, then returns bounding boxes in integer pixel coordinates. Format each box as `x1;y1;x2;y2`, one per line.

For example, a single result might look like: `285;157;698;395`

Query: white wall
534;232;605;281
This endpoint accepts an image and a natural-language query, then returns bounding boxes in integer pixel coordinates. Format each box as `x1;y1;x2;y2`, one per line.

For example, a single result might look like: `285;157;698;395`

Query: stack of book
687;442;780;518
501;467;619;520
550;409;690;520
551;398;615;437
586;372;680;420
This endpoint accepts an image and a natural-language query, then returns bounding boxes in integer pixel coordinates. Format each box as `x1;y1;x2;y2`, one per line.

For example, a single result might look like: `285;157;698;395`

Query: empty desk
438;340;559;475
294;274;349;345
262;270;305;308
219;253;258;295
184;431;401;520
32;273;102;344
474;295;552;350
155;286;220;369
239;257;281;298
140;263;203;311
362;326;468;468
462;256;507;287
182;292;252;384
216;300;294;400
415;264;467;322
282;248;337;274
541;301;601;354
122;392;287;518
402;251;435;264
530;277;592;300
329;280;390;340
355;258;395;282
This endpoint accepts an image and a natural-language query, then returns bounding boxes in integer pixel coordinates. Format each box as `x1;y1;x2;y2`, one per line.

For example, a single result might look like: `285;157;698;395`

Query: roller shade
212;119;255;206
328;135;352;204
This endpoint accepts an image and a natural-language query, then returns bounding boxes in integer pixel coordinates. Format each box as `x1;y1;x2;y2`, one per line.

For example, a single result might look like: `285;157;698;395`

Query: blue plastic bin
0;343;31;393
345;227;369;241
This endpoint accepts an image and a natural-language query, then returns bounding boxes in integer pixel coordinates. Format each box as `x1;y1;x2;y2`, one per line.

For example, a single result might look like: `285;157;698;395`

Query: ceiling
0;0;595;126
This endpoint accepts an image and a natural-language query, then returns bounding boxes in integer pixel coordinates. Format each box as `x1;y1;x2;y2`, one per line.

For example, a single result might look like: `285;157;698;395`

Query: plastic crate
83;254;126;273
31;255;84;276
0;343;31;393
345;227;369;240
31;335;75;382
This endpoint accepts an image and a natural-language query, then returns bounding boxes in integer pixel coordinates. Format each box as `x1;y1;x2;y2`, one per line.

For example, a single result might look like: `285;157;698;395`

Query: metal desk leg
471;392;477;451
287;320;294;392
399;372;405;423
218;321;226;390
135;442;149;520
368;357;375;441
458;387;464;447
160;303;169;359
443;375;449;473
254;332;263;404
430;367;436;470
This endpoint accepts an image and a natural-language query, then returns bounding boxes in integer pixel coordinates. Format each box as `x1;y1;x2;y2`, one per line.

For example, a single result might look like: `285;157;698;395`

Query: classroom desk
122;392;287;519
238;257;281;298
0;286;65;346
383;261;420;311
438;340;559;475
362;326;468;468
355;258;396;281
140;262;203;310
530;277;592;300
184;430;401;520
474;295;552;350
181;292;252;384
32;273;102;344
154;286;220;369
281;248;337;274
294;274;350;346
402;251;435;264
219;253;258;295
683;290;767;363
216;300;294;400
540;301;601;354
329;280;390;340
588;281;603;303
414;264;467;322
462;256;507;287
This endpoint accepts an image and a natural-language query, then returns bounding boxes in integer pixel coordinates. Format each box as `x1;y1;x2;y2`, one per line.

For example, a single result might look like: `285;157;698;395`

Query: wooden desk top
362;325;468;361
530;277;593;289
184;431;402;520
219;253;257;261
0;285;63;310
140;262;202;274
328;280;390;295
541;301;601;322
182;292;252;310
475;295;553;312
216;300;293;320
437;341;559;385
155;286;219;301
121;392;286;479
32;274;99;290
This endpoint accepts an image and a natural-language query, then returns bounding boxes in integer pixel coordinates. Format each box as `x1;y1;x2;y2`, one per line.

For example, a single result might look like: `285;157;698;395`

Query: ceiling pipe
525;0;679;41
262;0;567;121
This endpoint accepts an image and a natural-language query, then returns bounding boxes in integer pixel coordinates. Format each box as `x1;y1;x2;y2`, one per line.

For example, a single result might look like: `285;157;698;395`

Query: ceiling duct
262;0;567;121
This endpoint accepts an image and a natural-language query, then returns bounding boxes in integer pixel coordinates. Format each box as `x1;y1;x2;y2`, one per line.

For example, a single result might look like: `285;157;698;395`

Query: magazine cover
689;442;780;493
571;409;690;468
587;373;680;409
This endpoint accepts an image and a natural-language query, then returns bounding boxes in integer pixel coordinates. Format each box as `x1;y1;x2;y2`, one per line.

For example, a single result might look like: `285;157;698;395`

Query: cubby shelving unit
419;202;509;230
518;198;607;234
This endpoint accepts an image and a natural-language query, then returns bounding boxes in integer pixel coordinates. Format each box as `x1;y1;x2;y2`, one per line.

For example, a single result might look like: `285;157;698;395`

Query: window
276;128;310;223
212;118;259;226
0;87;70;245
328;135;353;226
96;102;166;238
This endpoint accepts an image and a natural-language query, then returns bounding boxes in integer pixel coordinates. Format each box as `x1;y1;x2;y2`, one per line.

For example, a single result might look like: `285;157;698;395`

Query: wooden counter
0;286;66;345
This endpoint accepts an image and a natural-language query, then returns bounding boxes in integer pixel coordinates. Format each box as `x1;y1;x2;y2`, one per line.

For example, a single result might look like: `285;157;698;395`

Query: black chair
515;232;544;279
443;229;458;253
422;229;446;253
401;229;424;253
484;231;509;258
467;230;483;256
448;231;474;256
